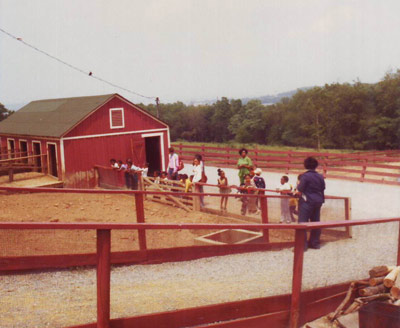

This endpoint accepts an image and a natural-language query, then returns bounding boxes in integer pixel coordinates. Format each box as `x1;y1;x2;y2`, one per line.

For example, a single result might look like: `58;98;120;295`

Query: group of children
217;167;266;215
109;158;149;177
109;158;149;190
217;166;300;222
111;157;300;222
151;171;194;193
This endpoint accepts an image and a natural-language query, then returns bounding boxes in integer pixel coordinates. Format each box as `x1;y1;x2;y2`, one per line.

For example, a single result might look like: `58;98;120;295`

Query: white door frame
141;132;165;171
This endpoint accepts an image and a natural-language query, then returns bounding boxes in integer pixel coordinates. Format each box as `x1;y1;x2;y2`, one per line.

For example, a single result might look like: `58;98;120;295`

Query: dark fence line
173;143;400;185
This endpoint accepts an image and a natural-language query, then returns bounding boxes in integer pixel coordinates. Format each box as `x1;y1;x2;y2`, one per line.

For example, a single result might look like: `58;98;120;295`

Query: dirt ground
0;187;346;258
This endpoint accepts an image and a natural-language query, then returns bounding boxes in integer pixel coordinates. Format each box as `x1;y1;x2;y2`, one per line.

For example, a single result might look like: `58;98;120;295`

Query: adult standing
192;157;205;207
237;148;253;185
297;157;325;249
167;147;179;180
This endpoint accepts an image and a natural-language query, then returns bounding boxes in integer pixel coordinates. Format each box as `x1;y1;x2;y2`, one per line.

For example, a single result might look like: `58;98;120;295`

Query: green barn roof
0;94;115;137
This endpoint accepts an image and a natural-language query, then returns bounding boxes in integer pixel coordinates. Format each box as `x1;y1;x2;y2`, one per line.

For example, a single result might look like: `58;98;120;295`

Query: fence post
397;221;400;266
135;193;147;250
396;221;400;266
344;198;352;238
289;229;306;328
259;191;269;242
254;145;258;167
361;159;368;182
97;229;111;328
8;168;14;182
193;184;201;211
287;150;292;174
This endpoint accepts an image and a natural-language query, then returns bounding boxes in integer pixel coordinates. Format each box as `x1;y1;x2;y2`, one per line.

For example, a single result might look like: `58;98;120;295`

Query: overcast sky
1;0;400;108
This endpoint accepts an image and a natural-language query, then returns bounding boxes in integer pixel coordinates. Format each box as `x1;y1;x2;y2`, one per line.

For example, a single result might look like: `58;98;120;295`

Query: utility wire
0;27;156;100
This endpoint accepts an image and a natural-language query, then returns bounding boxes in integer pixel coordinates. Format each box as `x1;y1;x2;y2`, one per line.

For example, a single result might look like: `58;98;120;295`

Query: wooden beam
289;229;306;328
97;229;111;328
397;222;400;266
135;193;147;251
259;192;269;242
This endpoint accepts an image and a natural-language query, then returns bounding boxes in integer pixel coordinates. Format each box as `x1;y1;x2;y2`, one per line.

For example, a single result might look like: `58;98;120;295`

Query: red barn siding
1;94;170;188
64;96;166;138
63;133;152;187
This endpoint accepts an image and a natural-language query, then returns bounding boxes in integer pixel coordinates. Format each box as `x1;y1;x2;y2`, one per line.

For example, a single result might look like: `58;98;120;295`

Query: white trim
109;107;125;129
32;140;42;172
7;138;15;153
32;140;42;154
60;138;66;178
19;139;27;149
167;129;171;148
114;94;169;129
19;139;28;158
62;128;168;141
46;142;59;178
141;132;165;171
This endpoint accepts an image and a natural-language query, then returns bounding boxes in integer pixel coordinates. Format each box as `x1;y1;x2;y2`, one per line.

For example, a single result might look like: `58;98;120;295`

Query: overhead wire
0;27;156;100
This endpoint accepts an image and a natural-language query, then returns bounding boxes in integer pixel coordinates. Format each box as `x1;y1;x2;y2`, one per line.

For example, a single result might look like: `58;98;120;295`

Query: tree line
141;70;400;150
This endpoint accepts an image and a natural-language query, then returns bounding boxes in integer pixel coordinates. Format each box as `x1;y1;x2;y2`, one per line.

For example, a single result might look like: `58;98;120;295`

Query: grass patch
172;140;357;154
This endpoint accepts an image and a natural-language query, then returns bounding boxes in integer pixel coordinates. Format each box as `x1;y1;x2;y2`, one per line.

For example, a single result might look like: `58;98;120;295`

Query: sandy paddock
1;168;400;327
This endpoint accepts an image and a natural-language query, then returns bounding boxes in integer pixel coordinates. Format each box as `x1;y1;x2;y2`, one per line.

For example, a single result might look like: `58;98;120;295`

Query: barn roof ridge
0;93;166;138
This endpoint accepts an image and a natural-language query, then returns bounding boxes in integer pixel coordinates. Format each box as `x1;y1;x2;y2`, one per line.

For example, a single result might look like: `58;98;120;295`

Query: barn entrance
19;141;28;163
144;136;161;176
47;143;58;178
7;139;15;158
32;142;42;172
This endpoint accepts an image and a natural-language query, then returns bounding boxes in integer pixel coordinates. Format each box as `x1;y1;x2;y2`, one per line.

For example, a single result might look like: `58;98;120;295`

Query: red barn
0;94;170;187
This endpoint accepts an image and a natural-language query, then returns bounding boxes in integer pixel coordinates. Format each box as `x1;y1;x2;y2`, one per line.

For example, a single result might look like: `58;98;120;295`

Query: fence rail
0;209;399;327
0;185;382;328
173;143;400;185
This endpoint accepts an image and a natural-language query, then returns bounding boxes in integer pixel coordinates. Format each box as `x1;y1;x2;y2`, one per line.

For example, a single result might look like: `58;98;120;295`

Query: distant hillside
240;87;312;105
188;87;312;106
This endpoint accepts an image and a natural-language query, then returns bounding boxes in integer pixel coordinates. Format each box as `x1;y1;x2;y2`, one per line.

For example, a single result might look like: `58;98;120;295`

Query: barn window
109;108;125;129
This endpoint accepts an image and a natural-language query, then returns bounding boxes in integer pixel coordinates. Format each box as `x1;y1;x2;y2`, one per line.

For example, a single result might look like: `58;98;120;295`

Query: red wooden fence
1;217;400;328
0;186;399;327
173;143;400;186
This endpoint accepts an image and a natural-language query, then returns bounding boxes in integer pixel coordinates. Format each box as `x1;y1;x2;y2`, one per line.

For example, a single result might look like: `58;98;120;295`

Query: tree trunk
369;277;385;286
369;265;395;278
359;284;386;297
384;266;400;288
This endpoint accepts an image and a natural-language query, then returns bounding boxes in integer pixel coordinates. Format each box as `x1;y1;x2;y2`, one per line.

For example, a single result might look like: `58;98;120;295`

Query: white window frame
32;140;42;155
109;108;125;129
18;139;28;160
7;138;15;156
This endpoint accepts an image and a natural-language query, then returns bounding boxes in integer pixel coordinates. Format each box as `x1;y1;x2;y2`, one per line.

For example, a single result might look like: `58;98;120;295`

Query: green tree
0;103;13;121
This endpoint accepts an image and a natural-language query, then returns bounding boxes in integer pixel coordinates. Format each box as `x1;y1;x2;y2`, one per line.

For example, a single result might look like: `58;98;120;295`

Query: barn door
47;143;58;178
144;136;161;175
32;141;42;172
130;139;145;166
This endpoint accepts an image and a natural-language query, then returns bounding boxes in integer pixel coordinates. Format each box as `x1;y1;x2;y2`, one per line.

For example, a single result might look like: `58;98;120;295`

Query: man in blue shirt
297;157;325;249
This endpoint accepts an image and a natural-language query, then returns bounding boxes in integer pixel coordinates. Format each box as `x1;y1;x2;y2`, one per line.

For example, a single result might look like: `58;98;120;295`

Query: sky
1;0;400;109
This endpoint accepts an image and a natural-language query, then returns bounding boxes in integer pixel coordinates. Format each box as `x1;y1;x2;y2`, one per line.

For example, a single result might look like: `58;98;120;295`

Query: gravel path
1;169;400;327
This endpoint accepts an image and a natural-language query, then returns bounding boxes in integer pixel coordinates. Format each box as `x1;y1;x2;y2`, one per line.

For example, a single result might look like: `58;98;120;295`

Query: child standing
277;175;292;223
217;169;230;212
289;175;301;222
253;168;265;189
240;174;257;215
